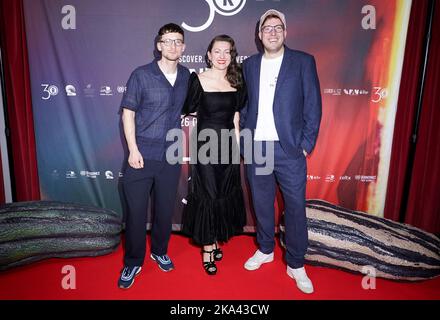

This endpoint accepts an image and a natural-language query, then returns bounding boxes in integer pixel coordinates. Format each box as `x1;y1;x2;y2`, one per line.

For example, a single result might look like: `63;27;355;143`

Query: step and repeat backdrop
23;0;411;230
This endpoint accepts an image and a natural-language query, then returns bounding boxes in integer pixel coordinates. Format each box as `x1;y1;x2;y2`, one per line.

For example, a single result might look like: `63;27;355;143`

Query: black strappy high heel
202;249;217;275
213;242;223;261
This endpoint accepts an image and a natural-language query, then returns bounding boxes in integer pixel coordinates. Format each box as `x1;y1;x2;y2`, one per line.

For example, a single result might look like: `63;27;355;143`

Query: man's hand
128;149;144;169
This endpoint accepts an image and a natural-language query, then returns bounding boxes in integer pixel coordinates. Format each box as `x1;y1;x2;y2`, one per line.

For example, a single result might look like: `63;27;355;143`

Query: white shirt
164;71;177;86
254;54;283;141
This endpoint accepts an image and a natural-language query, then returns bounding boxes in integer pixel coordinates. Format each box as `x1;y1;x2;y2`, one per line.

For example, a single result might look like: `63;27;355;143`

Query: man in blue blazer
241;9;322;294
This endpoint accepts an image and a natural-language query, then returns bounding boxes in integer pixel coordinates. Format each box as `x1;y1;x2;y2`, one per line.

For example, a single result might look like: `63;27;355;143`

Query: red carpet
1;233;439;300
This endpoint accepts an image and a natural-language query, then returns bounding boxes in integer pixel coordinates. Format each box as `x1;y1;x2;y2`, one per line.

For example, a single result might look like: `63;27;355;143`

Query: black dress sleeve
235;79;248;112
182;72;202;116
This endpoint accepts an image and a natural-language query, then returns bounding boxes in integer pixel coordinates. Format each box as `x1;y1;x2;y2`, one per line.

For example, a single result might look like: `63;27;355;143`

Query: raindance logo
65;85;77;96
105;171;114;179
182;0;246;32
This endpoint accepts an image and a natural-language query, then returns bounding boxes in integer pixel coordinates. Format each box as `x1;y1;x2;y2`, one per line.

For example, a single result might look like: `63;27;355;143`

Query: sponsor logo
65;85;77;96
307;175;321;181
117;86;126;94
51;169;60;179
355;175;377;182
80;170;100;178
66;171;77;179
343;88;369;96
340;175;351;181
323;88;342;96
100;86;113;96
325;174;335;182
105;171;114;179
84;84;95;97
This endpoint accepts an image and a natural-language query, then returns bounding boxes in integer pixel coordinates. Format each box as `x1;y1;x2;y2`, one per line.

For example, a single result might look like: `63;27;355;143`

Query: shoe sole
118;267;142;289
286;270;314;294
150;254;174;272
244;256;274;271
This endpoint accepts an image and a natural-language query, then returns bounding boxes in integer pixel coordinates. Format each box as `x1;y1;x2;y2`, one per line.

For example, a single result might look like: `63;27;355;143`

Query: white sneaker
287;266;314;294
244;250;274;271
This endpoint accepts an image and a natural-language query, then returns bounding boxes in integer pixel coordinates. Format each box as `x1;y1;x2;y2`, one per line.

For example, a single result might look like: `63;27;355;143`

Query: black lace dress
181;72;247;245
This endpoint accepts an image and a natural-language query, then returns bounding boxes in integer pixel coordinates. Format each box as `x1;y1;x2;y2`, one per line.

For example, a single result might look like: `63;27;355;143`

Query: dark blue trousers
122;160;181;267
246;142;308;269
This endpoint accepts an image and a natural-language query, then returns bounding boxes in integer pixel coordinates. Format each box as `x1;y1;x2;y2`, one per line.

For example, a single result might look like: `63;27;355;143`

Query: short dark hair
158;23;185;40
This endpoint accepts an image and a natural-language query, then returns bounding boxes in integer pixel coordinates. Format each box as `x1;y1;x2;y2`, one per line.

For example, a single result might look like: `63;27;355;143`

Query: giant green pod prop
280;200;440;281
0;201;122;271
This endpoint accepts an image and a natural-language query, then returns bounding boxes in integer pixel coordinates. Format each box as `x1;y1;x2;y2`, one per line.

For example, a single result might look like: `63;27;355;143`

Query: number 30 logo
371;87;388;103
182;0;246;32
41;84;59;100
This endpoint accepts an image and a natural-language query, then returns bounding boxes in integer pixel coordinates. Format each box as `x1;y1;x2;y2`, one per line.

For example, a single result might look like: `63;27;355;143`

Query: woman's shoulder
188;72;202;87
197;70;211;81
189;71;200;80
197;70;213;91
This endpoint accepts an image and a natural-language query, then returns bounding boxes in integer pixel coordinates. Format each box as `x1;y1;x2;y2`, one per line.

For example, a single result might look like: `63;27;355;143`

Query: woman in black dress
181;35;247;275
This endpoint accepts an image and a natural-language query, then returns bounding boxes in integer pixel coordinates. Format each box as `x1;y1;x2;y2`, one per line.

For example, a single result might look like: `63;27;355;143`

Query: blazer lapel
274;47;293;98
175;64;185;87
252;53;263;103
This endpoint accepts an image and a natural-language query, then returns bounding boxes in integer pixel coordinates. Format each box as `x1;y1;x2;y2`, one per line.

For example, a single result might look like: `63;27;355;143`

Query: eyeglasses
159;38;184;47
261;24;284;34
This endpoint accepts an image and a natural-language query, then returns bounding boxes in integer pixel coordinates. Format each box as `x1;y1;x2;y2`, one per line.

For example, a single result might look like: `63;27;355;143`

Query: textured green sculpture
280;200;440;281
0;201;122;271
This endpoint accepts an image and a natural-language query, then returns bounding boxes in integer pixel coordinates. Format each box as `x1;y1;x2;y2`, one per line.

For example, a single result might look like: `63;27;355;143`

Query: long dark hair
205;35;243;89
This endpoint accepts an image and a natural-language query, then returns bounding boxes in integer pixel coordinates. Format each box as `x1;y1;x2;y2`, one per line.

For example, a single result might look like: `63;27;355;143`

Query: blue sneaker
118;266;141;289
150;253;174;272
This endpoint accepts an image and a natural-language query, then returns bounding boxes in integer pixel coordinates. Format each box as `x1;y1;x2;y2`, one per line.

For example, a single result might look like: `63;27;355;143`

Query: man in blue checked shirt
118;23;190;289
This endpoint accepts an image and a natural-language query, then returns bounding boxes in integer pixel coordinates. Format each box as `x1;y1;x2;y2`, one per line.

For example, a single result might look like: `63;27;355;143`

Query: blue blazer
241;46;322;159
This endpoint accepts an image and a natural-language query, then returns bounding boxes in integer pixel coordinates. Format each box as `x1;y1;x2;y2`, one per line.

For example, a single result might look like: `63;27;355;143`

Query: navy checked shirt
120;60;190;161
